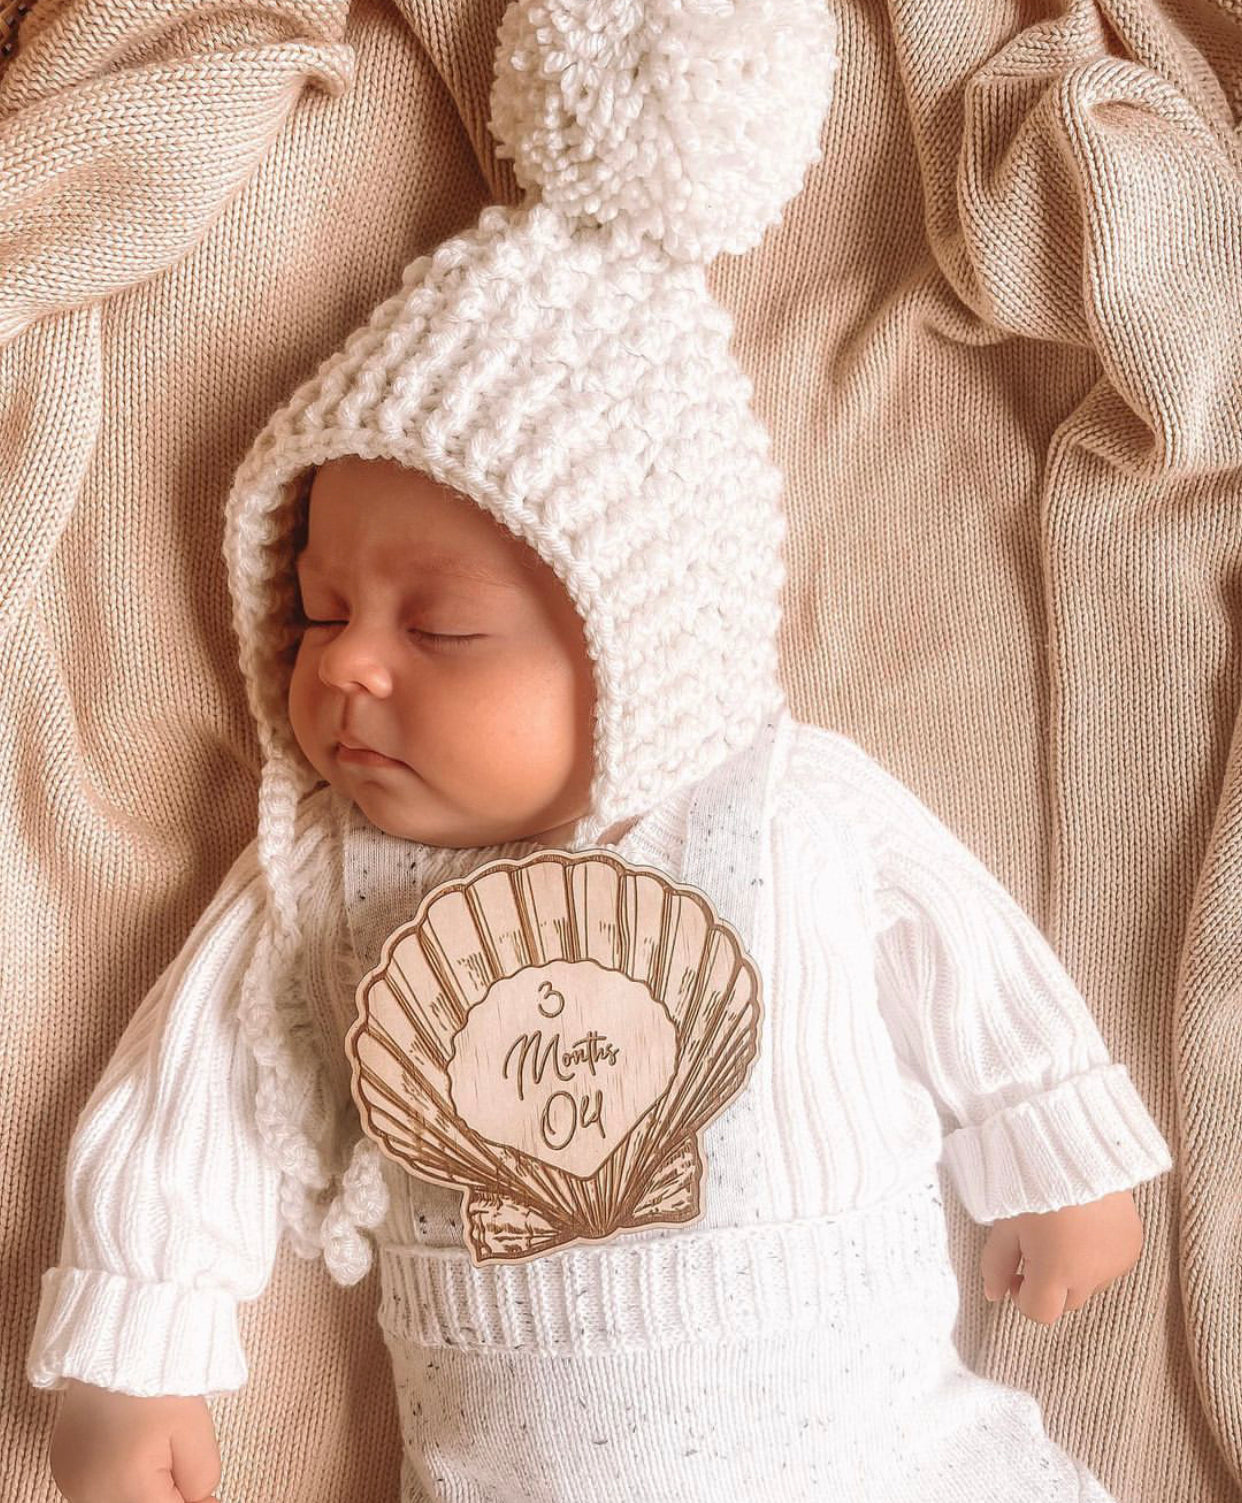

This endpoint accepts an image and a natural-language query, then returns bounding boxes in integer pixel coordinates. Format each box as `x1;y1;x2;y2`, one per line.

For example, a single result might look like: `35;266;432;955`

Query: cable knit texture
6;0;1242;1500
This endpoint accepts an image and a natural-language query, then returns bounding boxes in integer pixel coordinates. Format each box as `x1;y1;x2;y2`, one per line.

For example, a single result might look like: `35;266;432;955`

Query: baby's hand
980;1189;1144;1325
49;1379;221;1503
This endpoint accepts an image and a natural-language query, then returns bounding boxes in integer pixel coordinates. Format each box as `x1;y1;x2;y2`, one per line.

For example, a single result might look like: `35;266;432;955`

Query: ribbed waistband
377;1177;955;1357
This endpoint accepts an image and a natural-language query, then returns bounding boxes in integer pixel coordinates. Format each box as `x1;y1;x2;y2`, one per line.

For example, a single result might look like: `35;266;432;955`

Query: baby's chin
339;770;580;850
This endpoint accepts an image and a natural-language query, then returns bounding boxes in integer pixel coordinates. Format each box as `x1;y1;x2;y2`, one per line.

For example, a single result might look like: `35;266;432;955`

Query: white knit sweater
27;714;1172;1500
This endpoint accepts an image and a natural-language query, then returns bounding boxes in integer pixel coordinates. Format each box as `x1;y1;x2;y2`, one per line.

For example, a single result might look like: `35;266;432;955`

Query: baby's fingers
150;1478;196;1503
980;1222;1021;1302
1062;1283;1098;1313
1015;1268;1069;1325
169;1405;221;1503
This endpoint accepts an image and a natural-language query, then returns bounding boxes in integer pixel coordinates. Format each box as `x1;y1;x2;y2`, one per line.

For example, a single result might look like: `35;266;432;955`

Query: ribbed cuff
26;1267;248;1397
942;1062;1174;1224
377;1176;955;1356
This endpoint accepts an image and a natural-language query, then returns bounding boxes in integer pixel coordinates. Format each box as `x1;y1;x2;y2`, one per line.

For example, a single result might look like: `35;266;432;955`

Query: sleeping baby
31;2;1172;1499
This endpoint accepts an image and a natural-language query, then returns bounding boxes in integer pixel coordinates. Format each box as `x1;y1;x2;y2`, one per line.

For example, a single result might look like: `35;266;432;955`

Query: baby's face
287;457;596;848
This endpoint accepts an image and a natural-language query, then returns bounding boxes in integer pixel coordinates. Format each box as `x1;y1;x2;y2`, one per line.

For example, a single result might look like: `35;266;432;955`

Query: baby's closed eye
295;607;485;651
405;626;484;650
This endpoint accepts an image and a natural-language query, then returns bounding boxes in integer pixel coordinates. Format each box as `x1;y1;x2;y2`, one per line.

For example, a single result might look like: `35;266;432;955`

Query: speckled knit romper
301;716;1152;1503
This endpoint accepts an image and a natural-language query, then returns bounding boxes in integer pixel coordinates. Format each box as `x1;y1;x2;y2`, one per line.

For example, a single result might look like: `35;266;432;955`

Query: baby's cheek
451;656;581;797
286;652;322;759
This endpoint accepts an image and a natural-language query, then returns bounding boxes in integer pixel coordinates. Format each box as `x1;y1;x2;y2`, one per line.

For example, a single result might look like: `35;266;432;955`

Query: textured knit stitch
6;0;1242;1500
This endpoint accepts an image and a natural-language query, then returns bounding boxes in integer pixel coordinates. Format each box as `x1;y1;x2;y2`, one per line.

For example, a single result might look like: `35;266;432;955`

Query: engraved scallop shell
346;848;762;1265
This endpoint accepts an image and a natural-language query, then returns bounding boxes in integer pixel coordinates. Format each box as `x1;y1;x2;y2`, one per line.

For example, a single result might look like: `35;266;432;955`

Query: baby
31;2;1173;1500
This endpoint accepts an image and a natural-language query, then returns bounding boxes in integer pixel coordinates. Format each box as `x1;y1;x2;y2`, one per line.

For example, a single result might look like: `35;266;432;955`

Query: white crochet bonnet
223;0;838;1283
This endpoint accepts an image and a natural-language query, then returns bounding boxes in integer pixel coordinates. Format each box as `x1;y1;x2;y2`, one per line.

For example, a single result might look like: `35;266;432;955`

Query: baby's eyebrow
295;550;525;591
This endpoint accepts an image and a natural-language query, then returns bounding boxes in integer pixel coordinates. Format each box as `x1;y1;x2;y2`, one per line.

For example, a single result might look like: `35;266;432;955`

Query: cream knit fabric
5;1;1242;1500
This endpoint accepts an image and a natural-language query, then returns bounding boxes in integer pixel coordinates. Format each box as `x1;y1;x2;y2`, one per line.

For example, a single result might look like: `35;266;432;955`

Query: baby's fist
50;1380;220;1503
980;1189;1144;1325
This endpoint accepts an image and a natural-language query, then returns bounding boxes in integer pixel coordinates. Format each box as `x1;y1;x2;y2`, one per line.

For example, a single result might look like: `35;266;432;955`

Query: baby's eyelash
294;611;480;649
408;627;480;649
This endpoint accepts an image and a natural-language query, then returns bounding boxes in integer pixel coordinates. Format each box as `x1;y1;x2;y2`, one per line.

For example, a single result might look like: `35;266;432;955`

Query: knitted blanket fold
0;0;353;344
885;1;1242;1489
4;0;1242;1499
895;3;1242;1486
896;0;1242;476
0;0;352;640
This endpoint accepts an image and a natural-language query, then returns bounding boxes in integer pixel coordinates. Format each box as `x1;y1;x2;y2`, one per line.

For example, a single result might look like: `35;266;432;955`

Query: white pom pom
321;1204;375;1286
489;0;839;261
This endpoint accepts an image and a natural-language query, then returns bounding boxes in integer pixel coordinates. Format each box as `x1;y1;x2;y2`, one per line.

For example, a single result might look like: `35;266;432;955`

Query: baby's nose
317;623;395;698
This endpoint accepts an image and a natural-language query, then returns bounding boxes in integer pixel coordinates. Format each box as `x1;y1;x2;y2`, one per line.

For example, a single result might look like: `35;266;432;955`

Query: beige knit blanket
2;2;1240;1500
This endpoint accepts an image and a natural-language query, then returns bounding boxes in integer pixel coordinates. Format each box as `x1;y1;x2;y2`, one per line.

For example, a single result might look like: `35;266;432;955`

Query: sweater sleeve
817;731;1173;1225
26;835;291;1398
